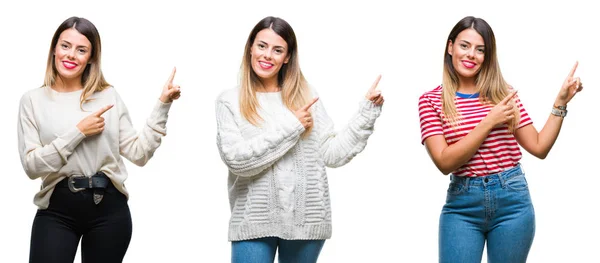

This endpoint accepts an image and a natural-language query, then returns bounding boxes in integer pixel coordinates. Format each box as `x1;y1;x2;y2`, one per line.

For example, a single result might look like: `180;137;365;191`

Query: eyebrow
60;40;90;49
258;40;286;50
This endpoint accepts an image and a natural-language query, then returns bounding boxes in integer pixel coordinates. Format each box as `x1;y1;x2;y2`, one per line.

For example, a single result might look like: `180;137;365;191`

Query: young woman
418;16;583;263
216;16;384;263
17;16;181;263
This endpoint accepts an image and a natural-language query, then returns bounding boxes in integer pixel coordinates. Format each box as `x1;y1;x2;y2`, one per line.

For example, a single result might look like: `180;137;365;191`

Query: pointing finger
301;97;319;111
567;61;578;79
500;90;518;105
92;104;114;117
165;67;177;85
369;75;382;92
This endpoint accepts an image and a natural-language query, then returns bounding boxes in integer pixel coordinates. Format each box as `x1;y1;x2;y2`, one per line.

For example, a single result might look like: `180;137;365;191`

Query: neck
53;76;83;92
457;78;478;94
257;78;280;92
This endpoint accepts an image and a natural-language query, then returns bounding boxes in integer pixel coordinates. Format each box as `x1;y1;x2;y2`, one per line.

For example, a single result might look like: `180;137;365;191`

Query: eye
257;43;266;49
77;48;87;54
477;48;485;54
274;49;283;54
460;43;468;49
61;43;69;49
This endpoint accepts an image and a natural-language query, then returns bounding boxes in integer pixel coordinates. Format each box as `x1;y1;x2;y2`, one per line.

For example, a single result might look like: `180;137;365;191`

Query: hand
555;61;583;106
294;97;319;129
159;67;181;103
483;90;518;128
76;104;113;137
365;75;384;106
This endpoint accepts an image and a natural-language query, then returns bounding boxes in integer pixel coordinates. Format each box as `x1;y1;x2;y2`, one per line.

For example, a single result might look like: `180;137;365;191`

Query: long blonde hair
442;16;519;132
43;16;110;109
239;16;313;136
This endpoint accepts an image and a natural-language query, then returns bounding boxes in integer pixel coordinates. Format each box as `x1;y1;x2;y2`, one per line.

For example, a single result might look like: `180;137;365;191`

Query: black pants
29;179;132;263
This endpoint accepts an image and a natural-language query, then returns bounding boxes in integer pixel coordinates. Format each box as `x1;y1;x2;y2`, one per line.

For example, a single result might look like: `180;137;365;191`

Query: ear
284;54;290;64
447;40;453;56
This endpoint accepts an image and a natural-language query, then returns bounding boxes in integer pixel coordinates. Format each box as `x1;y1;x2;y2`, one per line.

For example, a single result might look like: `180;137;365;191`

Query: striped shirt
418;86;532;177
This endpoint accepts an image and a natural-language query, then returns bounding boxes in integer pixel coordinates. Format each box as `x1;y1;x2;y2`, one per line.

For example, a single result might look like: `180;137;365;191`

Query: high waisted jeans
439;164;535;263
232;237;325;263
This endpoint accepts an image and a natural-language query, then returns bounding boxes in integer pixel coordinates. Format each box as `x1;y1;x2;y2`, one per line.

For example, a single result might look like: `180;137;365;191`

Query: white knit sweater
215;87;382;241
18;86;171;209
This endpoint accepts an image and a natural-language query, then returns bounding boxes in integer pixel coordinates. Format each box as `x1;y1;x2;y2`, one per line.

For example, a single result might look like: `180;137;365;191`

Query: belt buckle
68;175;88;193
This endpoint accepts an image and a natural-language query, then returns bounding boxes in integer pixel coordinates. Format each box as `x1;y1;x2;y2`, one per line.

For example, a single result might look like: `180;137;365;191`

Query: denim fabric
232;237;325;263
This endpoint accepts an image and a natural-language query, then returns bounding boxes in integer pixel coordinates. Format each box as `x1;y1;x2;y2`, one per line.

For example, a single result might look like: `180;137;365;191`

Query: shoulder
419;85;443;102
216;87;240;105
20;86;47;101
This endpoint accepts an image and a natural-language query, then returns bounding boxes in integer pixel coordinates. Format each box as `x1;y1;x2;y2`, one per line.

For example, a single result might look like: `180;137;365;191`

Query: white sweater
18;86;171;209
215;88;382;241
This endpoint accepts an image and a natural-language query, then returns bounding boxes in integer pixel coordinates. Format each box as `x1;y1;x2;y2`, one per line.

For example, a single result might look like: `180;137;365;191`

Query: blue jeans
439;164;535;263
231;237;325;263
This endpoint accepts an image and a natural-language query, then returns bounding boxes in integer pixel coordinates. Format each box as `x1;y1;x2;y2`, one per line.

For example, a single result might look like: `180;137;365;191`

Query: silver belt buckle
68;175;88;193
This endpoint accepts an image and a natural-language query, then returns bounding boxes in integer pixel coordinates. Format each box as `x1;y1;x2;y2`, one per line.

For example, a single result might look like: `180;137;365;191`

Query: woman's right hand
483;90;518;128
294;97;319;129
76;105;113;136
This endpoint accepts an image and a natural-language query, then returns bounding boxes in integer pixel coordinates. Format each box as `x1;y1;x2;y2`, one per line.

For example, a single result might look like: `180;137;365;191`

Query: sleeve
315;97;382;168
514;94;533;129
17;93;86;179
418;94;444;144
117;90;171;166
215;98;305;177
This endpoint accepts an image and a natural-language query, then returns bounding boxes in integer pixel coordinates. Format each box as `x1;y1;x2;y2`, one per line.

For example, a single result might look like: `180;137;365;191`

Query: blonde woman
18;16;180;263
418;16;583;263
216;16;384;263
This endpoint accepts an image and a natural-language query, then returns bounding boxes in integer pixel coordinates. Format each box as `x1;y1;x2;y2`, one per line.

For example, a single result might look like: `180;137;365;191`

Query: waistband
450;163;524;186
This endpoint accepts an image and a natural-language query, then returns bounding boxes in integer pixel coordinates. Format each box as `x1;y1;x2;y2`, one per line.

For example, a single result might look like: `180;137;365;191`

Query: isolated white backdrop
1;0;598;262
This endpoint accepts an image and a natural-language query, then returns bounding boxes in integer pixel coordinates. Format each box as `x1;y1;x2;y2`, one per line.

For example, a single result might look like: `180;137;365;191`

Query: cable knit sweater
18;86;171;209
215;87;382;241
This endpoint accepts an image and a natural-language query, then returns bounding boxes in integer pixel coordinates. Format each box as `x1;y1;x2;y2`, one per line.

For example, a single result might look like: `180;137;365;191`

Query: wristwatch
551;107;567;117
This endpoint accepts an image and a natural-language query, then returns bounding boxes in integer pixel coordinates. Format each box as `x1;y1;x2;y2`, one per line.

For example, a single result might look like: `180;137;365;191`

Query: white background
1;0;598;262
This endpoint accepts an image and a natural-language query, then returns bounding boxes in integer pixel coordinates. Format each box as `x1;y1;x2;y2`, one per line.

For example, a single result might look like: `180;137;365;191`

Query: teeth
260;62;273;67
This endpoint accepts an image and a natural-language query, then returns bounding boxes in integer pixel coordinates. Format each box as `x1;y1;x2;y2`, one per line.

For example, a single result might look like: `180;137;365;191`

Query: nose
67;48;76;59
466;48;475;58
263;48;273;60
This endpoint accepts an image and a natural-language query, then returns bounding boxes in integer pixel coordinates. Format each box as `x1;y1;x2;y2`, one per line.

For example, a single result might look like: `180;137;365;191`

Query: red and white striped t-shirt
418;86;533;177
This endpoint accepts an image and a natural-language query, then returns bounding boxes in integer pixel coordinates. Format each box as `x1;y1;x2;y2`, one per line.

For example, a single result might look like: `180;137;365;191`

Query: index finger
301;97;319;111
165;67;177;84
500;90;518;105
92;104;114;117
567;61;578;78
369;75;382;92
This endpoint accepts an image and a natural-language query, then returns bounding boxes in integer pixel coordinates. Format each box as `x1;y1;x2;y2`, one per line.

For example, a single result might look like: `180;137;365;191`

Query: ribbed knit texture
18;86;171;209
216;87;382;241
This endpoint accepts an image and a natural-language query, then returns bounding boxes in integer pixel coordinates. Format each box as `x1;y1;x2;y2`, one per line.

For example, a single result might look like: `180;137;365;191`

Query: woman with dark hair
216;16;384;262
418;16;583;263
18;16;181;263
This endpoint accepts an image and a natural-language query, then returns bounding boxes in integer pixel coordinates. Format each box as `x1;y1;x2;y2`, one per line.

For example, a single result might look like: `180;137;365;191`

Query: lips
62;61;77;69
461;60;476;69
259;61;274;70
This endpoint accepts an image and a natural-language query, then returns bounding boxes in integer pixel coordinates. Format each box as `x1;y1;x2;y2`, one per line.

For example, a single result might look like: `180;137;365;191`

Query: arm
420;91;518;175
316;97;382;168
514;62;583;159
118;69;181;166
423;123;494;175
118;92;171;167
216;99;305;177
17;93;86;179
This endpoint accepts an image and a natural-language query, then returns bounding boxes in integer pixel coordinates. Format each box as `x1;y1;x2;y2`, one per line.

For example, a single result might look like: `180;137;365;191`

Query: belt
57;172;110;205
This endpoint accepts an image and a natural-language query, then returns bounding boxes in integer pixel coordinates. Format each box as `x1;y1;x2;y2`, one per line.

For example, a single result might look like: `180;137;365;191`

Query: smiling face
53;28;92;84
250;28;290;87
448;28;485;84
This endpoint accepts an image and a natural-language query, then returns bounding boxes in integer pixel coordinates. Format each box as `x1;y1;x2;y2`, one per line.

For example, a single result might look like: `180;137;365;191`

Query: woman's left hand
365;75;384;106
555;61;583;106
159;67;181;103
